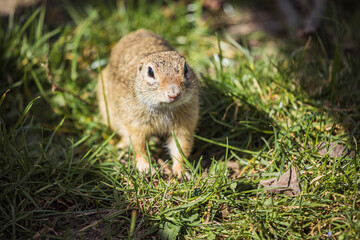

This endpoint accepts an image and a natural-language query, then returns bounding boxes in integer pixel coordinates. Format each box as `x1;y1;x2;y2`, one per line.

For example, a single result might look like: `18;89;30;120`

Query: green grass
1;0;359;239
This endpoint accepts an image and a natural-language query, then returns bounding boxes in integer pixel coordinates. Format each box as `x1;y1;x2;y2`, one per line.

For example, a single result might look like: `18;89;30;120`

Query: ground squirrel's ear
138;60;144;72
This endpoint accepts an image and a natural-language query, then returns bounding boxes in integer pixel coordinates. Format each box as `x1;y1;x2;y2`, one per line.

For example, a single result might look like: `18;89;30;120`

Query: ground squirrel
97;29;199;177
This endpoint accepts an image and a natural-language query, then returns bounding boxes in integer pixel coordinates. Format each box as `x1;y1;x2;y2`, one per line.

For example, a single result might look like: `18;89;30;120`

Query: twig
204;200;212;224
41;57;90;104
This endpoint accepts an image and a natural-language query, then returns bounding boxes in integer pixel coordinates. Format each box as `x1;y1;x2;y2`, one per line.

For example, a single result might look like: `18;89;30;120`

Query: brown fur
97;29;199;177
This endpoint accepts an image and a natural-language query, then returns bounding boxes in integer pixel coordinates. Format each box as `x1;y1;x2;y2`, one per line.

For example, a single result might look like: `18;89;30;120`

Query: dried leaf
317;142;355;158
259;166;300;197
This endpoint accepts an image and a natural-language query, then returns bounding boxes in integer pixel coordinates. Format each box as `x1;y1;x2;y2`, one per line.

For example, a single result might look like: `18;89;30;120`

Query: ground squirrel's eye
148;67;155;78
184;63;188;76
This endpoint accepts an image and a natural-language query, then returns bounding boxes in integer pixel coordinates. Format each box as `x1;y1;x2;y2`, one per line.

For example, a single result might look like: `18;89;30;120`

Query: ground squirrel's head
135;51;198;109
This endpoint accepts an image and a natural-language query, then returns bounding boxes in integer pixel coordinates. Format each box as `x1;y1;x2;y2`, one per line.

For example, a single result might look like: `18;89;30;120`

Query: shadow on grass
286;33;360;140
218;0;360;141
193;75;275;170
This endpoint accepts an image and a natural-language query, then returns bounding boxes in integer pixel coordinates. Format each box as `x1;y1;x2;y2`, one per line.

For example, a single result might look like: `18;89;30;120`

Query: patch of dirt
33;208;160;239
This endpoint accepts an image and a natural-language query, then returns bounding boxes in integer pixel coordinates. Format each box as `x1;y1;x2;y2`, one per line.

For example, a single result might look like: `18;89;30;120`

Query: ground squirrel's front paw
136;156;155;175
172;163;191;180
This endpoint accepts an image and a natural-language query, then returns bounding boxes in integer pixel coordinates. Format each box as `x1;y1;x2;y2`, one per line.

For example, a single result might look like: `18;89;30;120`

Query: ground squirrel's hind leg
167;131;194;178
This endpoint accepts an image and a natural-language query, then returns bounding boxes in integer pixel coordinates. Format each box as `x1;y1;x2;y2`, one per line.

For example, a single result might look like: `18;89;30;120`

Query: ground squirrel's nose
166;85;181;102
